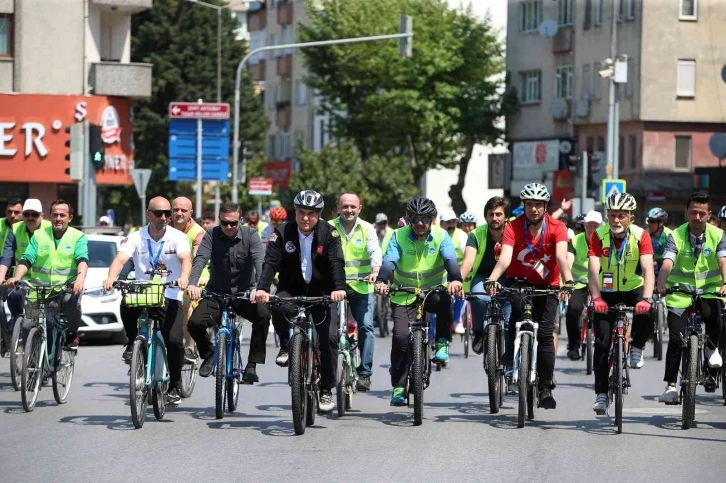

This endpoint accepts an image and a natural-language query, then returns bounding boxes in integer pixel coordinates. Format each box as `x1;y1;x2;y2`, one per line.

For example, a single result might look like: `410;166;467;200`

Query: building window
628;135;637;169
594;0;603;25
625;58;634;97
295;81;308;105
618;0;634;21
675;136;692;169
520;0;542;32
597;136;605;152
680;0;697;20
280;129;292;158
618;136;625;171
593;62;602;99
586;136;594;154
555;65;573;99
520;71;541;104
557;0;573;26
268;134;278;159
582;64;591;99
249;30;266;64
281;26;293;55
267;85;278;110
677;60;696;98
0;14;13;57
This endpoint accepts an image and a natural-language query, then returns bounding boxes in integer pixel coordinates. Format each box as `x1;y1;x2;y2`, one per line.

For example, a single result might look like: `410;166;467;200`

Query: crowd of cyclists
1;181;724;420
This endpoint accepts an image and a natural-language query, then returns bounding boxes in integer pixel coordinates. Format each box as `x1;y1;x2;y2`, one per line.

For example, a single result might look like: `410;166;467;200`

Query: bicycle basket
123;283;166;308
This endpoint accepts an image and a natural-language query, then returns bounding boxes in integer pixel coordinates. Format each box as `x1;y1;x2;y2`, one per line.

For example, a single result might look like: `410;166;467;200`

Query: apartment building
0;0;152;209
506;0;726;216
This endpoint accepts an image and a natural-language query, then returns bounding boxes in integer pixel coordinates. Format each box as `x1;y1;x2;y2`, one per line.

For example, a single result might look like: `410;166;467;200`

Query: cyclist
375;213;395;254
656;192;725;402
588;192;655;414
484;183;575;409
374;197;463;406
246;210;268;239
572;214;586;236
460;196;511;355
103;196;191;407
440;208;468;335
646;207;671;277
717;205;726;231
6;200;88;350
396;216;408;228
252;190;347;413
187;202;270;383
459;211;478;234
0;198;23;354
262;206;288;250
202;214;216;230
565;210;602;360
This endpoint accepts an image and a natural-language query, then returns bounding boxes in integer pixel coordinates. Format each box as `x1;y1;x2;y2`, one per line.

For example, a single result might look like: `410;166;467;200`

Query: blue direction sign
601;178;627;203
168;119;230;181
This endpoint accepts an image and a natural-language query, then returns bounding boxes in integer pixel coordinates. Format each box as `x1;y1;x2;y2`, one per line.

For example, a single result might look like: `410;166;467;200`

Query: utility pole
606;0;618;179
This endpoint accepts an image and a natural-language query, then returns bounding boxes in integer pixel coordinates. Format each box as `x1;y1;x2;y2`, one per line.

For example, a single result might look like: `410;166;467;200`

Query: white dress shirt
298;229;314;283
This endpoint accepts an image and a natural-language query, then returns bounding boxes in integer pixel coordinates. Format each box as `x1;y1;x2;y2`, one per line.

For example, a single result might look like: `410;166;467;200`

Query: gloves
559;280;576;297
635;299;652;314
593;297;608;313
484;279;501;292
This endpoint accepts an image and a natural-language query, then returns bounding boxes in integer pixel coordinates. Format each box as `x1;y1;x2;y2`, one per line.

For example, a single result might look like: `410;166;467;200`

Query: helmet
646;207;668;222
719;205;726;220
573;214;586;226
374;213;388;224
396;216;408;228
459;211;477;224
605;192;637;211
293;190;324;212
269;206;287;221
406;197;437;218
520;183;551;202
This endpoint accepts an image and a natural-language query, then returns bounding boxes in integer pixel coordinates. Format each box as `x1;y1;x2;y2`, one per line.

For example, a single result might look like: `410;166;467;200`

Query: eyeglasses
220;220;239;228
23;211;40;218
410;216;431;225
150;210;172;218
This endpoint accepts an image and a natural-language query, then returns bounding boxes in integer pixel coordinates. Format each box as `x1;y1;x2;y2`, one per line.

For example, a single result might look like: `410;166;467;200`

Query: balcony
250;60;266;82
248;9;266;32
552;26;573;54
90;62;153;98
91;0;152;14
276;101;291;128
276;54;293;77
277;1;293;25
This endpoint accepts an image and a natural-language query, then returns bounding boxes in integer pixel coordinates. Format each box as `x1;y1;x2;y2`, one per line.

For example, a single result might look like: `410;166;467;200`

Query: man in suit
253;190;347;413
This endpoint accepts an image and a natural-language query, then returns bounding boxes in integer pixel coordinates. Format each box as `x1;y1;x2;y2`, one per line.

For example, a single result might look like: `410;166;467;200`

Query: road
1;330;725;483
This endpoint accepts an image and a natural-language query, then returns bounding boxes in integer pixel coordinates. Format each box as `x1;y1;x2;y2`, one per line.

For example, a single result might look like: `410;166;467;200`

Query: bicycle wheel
227;340;241;413
655;303;665;361
152;382;167;420
306;331;318;426
463;303;471;359
682;334;698;429
179;347;198;399
486;323;501;414
52;333;75;404
10;316;23;391
290;332;307;435
336;351;346;417
615;337;624;434
215;332;227;420
0;311;10;358
348;346;360;410
517;333;532;428
411;329;425;426
586;325;594;375
129;338;148;429
21;327;43;412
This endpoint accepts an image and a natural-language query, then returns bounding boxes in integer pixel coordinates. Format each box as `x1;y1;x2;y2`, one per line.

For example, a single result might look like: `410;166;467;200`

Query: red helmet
269;206;287;221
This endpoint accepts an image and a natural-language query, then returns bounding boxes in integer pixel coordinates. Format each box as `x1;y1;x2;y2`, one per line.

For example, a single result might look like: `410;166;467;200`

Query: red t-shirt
502;214;569;286
587;230;654;258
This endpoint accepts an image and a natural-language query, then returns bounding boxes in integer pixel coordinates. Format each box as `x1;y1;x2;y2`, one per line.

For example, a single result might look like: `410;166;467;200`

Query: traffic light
88;124;105;171
65;123;84;181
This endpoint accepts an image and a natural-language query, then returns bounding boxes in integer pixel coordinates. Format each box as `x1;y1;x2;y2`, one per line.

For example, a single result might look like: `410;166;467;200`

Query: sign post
196;99;204;217
248;178;273;216
131;168;152;225
601;178;627;204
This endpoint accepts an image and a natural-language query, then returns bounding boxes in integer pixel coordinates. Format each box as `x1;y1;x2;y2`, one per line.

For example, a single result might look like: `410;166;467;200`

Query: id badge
602;272;614;292
533;260;550;280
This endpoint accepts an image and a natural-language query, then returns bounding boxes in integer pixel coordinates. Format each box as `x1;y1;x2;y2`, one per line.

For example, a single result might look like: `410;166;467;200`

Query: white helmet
293;190;325;212
605;192;637;211
459;211;477;224
520;183;551;202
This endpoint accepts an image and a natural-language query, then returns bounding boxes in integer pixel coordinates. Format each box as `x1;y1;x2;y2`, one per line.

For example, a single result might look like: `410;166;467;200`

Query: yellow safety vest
596;224;645;292
571;232;589;289
186;222;209;285
381;226;394;256
463;224;489;292
391;225;447;306
13;220;52;280
333;217;374;294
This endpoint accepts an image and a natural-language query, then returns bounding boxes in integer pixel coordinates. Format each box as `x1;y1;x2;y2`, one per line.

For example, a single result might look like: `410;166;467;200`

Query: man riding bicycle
717;205;726;231
484;183;574;409
459;211;478;235
262;206;288;250
252;190;347;413
0;198;24;354
647;207;671;277
375;213;395;254
440;209;468;335
588;192;655;414
374;197;463;406
572;214;586;237
655;192;725;403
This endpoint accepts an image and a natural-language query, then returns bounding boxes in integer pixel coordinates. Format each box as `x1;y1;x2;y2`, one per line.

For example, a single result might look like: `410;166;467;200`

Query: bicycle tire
486;323;500;414
347;343;359;410
0;310;10;358
518;333;532;428
306;385;317;426
227;340;241;413
412;329;425;426
215;332;227;420
655;303;665;361
52;333;75;404
10;316;23;391
179;346;198;399
336;351;346;417
129;338;148;429
152;382;166;420
306;328;317;426
290;332;307;435
464;302;471;359
682;334;698;429
615;336;624;434
586;326;594;375
21;327;43;412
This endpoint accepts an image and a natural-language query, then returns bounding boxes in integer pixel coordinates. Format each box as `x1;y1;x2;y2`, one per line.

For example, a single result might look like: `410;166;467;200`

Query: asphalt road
1;329;725;483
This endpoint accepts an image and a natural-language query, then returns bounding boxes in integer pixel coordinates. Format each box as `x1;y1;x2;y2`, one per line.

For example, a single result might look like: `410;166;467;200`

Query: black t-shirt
467;229;501;280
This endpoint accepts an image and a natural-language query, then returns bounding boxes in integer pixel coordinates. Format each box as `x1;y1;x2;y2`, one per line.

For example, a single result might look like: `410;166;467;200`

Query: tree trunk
448;138;475;214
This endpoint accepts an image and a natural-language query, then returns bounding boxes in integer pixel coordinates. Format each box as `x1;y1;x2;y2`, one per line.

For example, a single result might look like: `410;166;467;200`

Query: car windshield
87;240;118;268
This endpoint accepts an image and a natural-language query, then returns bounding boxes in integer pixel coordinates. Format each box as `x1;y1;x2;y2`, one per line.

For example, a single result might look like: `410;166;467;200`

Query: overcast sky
446;0;507;37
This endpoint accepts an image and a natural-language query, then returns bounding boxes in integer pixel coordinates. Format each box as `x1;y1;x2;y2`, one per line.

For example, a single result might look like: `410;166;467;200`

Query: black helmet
293;190;324;212
573;214;586;226
406;197;437;218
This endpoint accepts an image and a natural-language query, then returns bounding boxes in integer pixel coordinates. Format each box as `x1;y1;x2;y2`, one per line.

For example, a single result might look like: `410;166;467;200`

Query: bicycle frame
138;311;169;389
337;301;357;387
213;302;244;383
607;308;631;382
24;283;71;375
511;302;538;385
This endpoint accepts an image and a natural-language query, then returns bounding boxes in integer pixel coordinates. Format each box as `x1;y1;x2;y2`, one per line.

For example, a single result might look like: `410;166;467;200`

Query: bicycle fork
511;321;539;384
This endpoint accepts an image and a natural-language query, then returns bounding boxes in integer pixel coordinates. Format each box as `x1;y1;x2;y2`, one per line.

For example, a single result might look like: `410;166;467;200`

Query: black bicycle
651;293;666;361
374;293;391;337
467;293;506;414
602;304;634;434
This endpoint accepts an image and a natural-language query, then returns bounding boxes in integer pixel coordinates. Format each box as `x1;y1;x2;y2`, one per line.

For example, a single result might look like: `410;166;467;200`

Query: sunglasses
220;220;239;228
410;216;431;225
23;211;40;218
150;210;172;218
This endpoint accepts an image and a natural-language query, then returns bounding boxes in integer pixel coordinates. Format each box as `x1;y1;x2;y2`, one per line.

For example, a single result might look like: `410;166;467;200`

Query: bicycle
8;307;24;391
467;292;506;413
600;304;634;434
199;290;248;419
270;295;333;435
651;293;666;361
580;295;594;375
375;293;391;338
459;299;472;359
335;300;361;417
18;280;76;412
114;280;176;429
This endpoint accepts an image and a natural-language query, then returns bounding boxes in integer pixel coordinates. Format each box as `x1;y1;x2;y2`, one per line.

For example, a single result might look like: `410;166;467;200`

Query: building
506;0;726;220
0;0;151;213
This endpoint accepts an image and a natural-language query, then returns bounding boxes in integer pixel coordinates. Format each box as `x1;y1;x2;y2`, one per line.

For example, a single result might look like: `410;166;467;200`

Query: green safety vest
391;225;447;306
463;224;490;292
333;217;374;294
595;224;645;292
30;226;83;286
452;227;466;265
256;221;268;237
381;226;394;256
665;223;724;309
186;222;209;285
0;218;11;258
13;220;52;280
651;226;672;263
571;232;589;289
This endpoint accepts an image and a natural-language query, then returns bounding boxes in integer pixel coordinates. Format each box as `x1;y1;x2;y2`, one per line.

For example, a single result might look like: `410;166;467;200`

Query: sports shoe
242;363;259;384
356;375;371;392
704;374;717;393
472;331;484;355
434;338;449;363
319;390;334;412
705;346;723;368
454;322;465;335
390;387;406;406
166;387;182;407
122;343;133;363
275;349;289;367
64;333;79;351
567;347;580;361
538;387;556;409
592;393;609;415
199;354;214;377
629;346;644;369
506;367;518;394
658;386;679;404
183;348;197;365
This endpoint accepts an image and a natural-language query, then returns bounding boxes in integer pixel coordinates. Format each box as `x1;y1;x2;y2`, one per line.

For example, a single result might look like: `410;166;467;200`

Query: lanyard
146;239;165;271
607;231;629;269
524;219;546;257
652;230;664;255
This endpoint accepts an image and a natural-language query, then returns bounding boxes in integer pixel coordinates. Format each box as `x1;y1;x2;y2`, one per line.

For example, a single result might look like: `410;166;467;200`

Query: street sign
169;102;230;120
131;169;152;198
168;119;230;181
601;178;627;203
248;178;273;196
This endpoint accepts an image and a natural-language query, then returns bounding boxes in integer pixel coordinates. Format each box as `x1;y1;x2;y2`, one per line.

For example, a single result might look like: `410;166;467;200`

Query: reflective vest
463;224;490;292
452;227;466;265
256;221;268;238
380;226;394;255
595;224;645;292
30;226;83;285
571;232;589;288
651;226;672;263
333;217;374;294
13;220;52;279
186;221;209;285
0;218;11;258
391;225;447;306
665;223;724;309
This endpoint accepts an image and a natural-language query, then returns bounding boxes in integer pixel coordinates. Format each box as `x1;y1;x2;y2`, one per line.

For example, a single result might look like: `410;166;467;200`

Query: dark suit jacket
258;219;346;295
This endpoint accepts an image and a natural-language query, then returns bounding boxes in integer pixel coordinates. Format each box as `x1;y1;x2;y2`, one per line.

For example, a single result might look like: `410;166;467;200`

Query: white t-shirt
120;225;190;301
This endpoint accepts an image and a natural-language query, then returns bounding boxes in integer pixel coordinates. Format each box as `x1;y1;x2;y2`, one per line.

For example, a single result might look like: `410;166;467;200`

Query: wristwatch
642;297;654;304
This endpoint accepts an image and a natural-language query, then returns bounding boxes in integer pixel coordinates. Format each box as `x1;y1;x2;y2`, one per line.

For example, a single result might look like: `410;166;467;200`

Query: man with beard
375;213;395;254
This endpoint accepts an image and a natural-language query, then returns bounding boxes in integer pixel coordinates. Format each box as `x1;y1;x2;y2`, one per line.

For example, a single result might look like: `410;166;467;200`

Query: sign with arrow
601;178;627;203
169;102;230;120
131;169;152;198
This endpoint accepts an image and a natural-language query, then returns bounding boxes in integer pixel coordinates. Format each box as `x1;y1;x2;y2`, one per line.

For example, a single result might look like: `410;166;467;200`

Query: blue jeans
347;289;375;377
453;297;465;323
469;276;511;333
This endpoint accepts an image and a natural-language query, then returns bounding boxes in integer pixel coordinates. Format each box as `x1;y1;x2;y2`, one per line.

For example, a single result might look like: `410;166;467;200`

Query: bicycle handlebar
607;304;635;314
200;290;251;301
113;280;179;291
387;284;448;295
269;295;335;306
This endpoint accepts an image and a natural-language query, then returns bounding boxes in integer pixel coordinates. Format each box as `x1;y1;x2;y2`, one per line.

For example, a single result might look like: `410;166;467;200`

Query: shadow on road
58;414;136;430
205;418;326;436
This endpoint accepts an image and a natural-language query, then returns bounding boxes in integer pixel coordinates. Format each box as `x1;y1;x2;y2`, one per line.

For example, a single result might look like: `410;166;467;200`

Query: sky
446;0;508;38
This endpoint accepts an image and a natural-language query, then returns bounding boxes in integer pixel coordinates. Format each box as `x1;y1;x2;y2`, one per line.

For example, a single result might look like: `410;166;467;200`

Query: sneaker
242;363;259;384
356;375;371;392
434;338;449;363
658;386;679;404
629;346;644;369
705;346;723;368
472;331;484;355
183;348;197;365
64;333;79;351
199;354;214;377
567;348;580;361
275;349;289;367
704;374;717;393
319;390;334;412
506;367;518;395
538;387;556;409
454;322;465;335
166;387;181;407
390;387;406;406
122;343;133;363
592;393;609;415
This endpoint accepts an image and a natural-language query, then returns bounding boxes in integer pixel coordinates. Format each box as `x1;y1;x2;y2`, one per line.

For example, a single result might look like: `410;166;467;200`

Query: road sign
131;169;152;198
248;178;273;196
168;119;230;181
601;178;627;203
169;102;230;120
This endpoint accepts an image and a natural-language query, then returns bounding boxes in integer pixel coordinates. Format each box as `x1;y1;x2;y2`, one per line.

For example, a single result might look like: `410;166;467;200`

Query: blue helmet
646;207;668;222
